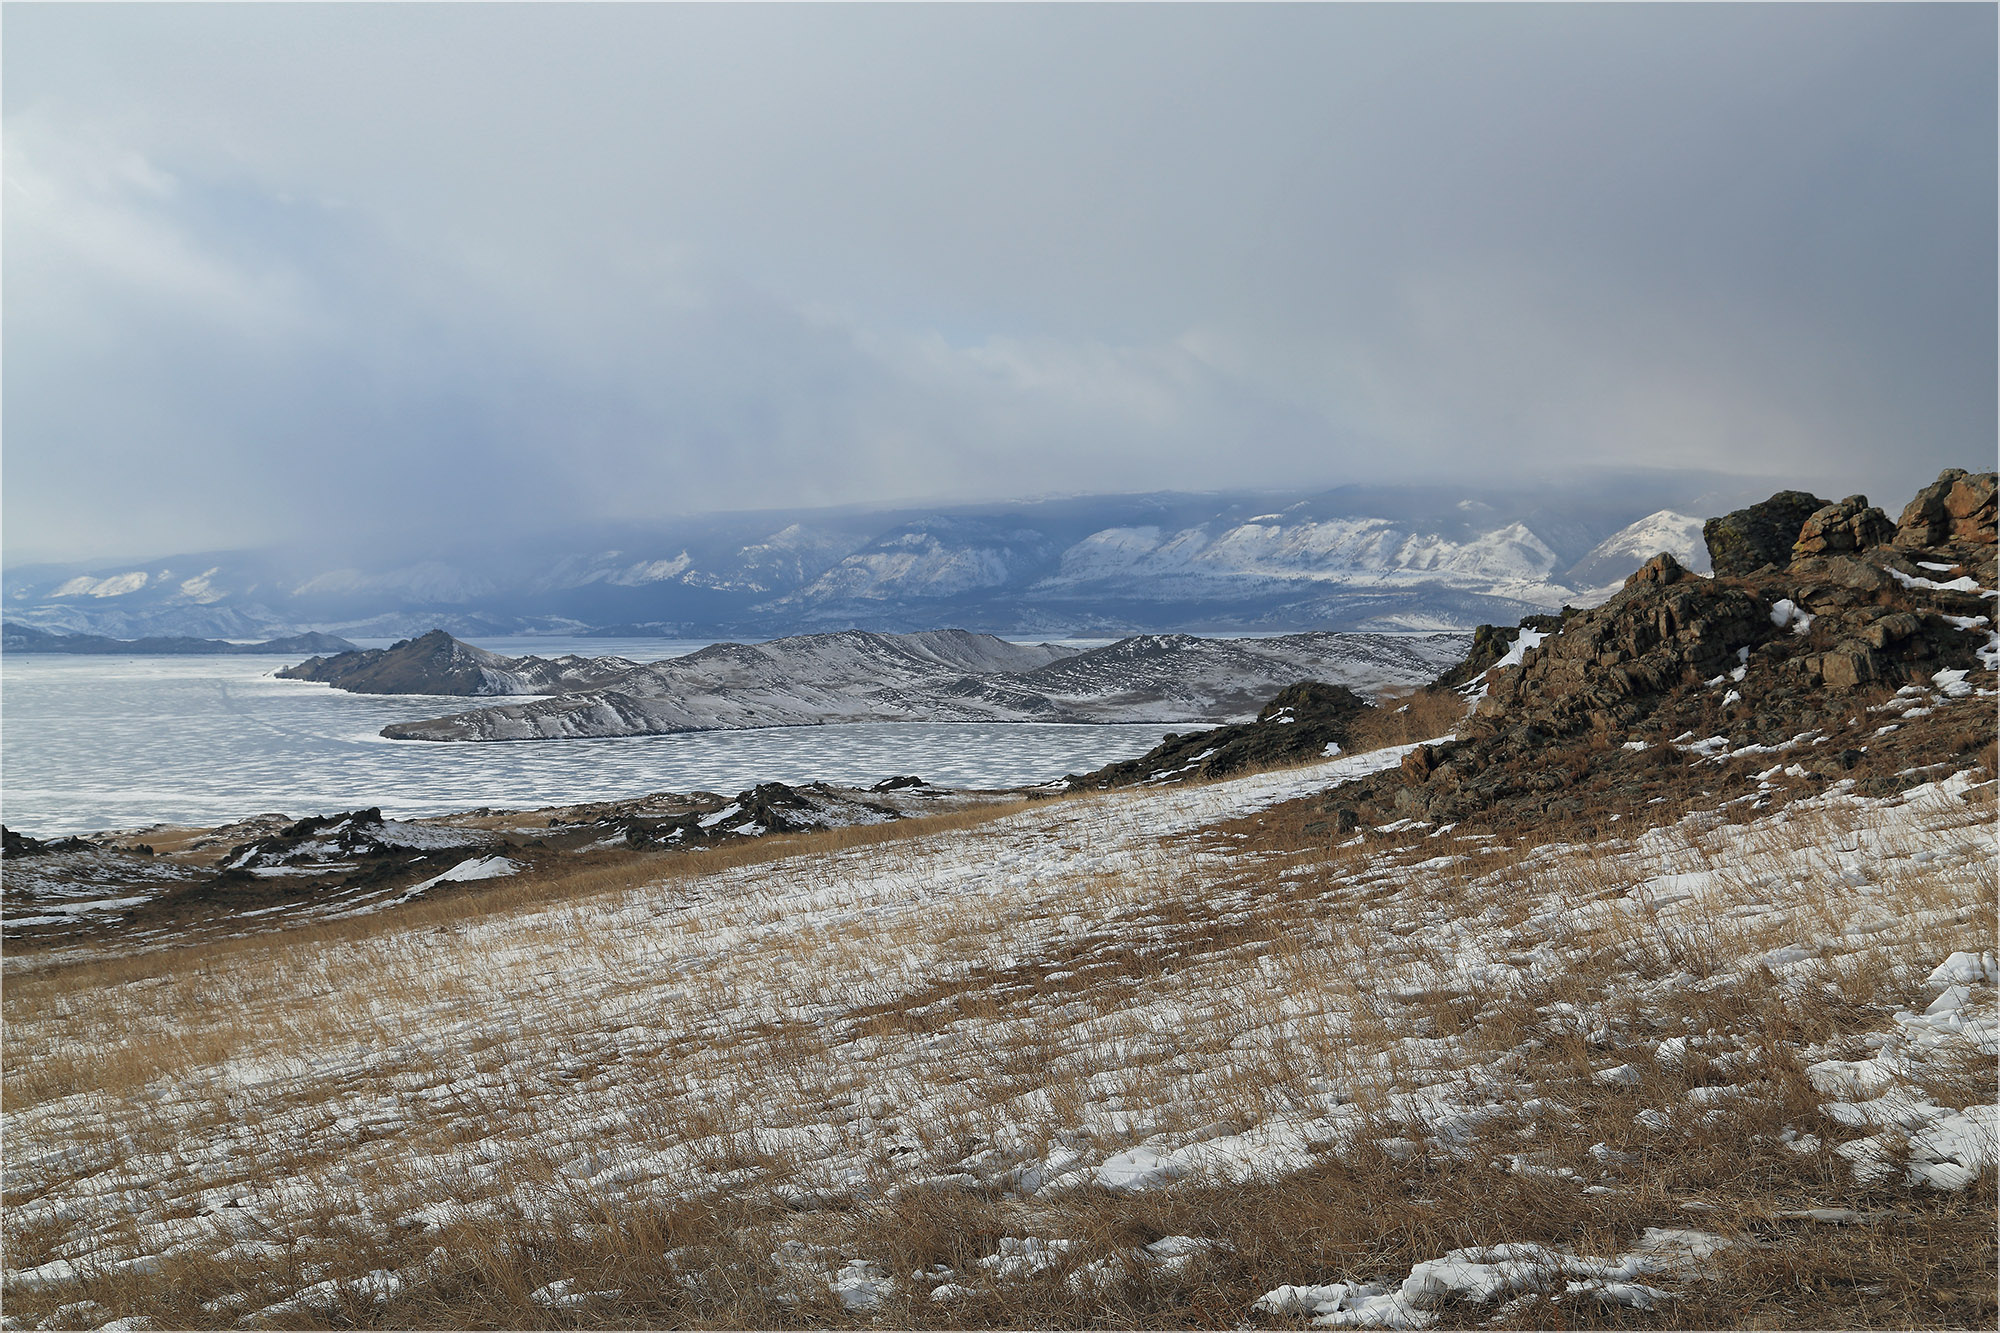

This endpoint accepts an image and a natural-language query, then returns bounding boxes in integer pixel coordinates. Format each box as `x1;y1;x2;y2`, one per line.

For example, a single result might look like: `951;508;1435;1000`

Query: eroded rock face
1703;490;1830;576
1897;468;1998;546
1794;496;1894;557
1469;575;1772;737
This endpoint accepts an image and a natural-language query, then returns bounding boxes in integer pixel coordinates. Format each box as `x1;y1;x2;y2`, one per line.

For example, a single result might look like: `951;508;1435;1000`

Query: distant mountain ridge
1;624;358;657
4;478;1733;641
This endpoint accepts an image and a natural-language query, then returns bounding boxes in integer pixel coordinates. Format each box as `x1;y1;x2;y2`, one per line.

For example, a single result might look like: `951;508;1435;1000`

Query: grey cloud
4;4;1992;563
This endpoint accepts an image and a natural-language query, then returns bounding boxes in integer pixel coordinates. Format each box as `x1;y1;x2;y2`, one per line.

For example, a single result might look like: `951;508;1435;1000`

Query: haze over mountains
5;478;1733;643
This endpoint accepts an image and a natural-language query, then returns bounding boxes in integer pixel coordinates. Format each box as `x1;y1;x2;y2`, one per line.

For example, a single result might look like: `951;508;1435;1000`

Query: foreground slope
4;693;1992;1328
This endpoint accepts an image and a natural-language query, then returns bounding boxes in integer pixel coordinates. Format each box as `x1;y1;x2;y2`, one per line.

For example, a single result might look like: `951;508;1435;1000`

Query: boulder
1793;496;1893;557
1703;490;1830;576
1896;468;1997;546
1625;552;1689;588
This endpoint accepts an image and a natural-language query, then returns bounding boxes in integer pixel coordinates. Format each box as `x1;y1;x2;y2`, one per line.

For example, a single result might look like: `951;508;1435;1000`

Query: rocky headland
368;628;1469;740
276;628;641;695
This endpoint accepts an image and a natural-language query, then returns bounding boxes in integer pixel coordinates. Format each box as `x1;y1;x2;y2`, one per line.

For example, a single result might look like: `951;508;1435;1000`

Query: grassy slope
3;698;1994;1330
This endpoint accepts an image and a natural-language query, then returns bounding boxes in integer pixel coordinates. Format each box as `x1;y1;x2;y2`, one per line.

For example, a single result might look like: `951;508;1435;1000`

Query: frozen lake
0;637;1175;835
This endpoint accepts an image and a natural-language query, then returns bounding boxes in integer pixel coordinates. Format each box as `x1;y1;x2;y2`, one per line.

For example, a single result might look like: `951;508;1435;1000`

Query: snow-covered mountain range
4;479;1728;641
375;628;1471;741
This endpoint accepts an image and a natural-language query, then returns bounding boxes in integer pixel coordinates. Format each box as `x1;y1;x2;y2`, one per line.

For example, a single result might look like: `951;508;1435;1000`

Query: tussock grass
4;736;1993;1329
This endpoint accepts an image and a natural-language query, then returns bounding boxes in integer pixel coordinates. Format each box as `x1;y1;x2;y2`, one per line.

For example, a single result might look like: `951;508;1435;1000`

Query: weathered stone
1819;643;1880;688
1862;612;1922;650
1793;495;1894;557
1625;552;1689;588
1704;490;1830;576
1789;555;1894;596
1897;468;1999;546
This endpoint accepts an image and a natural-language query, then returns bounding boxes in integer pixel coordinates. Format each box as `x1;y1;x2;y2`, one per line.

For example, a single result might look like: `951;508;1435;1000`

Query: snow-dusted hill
380;629;1469;741
1563;509;1710;588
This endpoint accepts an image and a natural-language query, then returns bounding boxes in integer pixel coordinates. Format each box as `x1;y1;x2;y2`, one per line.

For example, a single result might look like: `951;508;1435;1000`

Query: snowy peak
1038;515;1561;594
5;477;1760;638
1564;511;1711;588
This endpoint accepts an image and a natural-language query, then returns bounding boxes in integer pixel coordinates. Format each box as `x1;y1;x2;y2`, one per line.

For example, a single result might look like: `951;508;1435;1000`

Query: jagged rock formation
278;629;638;696
1318;469;1997;833
1701;490;1830;576
553;781;929;850
1064;681;1372;791
377;629;1468;741
219;808;496;871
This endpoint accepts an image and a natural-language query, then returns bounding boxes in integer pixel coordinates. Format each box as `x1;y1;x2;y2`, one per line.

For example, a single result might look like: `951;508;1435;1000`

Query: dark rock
219;807;492;871
1703;489;1830;576
871;775;927;792
2;826;99;858
1793;496;1894;557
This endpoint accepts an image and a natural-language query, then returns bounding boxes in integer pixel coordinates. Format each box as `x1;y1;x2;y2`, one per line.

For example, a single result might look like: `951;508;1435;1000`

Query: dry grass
1348;687;1470;752
3;744;1993;1329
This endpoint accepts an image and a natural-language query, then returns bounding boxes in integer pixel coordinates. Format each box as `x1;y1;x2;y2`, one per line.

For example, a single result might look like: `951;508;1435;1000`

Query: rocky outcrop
1064;681;1373;791
1310;470;1997;836
1794;496;1895;557
219;808;495;871
1429;614;1570;691
1702;490;1830;576
2;827;100;858
1897;468;1998;547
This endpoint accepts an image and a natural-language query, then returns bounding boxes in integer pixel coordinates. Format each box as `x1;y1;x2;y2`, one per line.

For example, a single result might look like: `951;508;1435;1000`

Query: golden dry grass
3;741;1993;1329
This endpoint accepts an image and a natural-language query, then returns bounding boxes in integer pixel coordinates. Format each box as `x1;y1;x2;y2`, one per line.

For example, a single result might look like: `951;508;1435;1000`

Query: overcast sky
5;3;1993;564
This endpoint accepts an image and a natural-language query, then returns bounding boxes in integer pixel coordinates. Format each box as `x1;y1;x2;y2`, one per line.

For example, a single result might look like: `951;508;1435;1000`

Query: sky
4;3;1994;565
